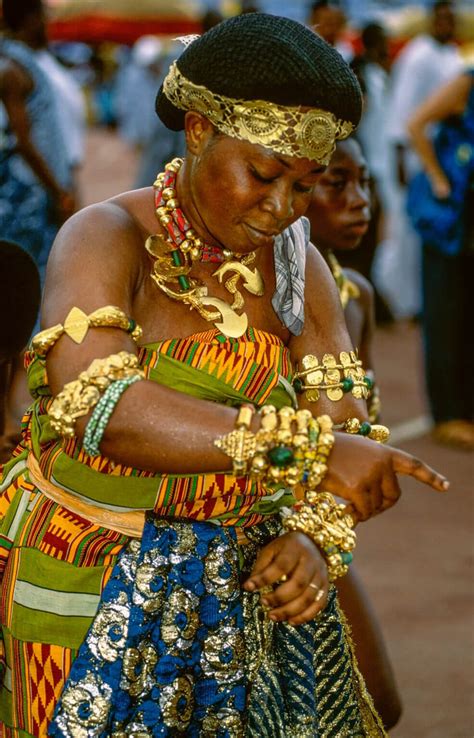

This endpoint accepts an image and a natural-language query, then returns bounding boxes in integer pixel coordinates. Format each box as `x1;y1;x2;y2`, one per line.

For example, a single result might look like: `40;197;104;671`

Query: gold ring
315;589;325;602
278;574;288;583
308;582;320;591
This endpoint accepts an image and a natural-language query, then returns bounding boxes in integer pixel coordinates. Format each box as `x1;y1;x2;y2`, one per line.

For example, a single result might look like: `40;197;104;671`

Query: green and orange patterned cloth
0;328;295;735
0;327;385;737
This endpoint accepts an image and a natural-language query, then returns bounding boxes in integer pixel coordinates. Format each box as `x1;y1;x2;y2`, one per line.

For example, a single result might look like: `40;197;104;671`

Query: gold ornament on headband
163;61;355;165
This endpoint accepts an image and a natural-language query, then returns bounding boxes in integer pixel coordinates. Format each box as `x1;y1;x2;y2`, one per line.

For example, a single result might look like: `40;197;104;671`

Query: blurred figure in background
308;0;353;62
306;138;402;730
348;21;395;323
0;0;74;457
35;43;86;198
116;36;186;188
379;0;463;319
351;22;391;208
0;0;74;285
407;69;474;449
116;36;165;151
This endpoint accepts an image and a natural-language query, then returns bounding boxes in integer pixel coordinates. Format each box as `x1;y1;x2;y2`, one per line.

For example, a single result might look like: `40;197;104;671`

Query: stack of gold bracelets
34;305;145;457
215;405;356;582
215;347;391;582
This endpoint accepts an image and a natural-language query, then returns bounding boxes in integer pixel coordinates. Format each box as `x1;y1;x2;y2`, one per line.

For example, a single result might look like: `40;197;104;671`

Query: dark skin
43;113;448;626
0;9;75;221
307;139;401;728
306;139;374;368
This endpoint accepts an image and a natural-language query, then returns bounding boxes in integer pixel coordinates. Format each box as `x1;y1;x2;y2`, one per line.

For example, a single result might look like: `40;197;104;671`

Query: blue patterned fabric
49;516;384;738
407;69;474;256
49;518;246;737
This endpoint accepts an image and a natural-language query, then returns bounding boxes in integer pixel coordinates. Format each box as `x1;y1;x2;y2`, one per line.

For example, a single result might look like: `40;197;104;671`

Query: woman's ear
184;112;216;155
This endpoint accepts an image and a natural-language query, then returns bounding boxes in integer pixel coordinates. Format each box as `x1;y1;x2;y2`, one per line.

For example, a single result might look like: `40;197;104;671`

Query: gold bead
159;214;172;226
251;455;268;472
190;247;201;261
166;198;179;210
162;187;176;200
344;417;361;434
180;239;192;253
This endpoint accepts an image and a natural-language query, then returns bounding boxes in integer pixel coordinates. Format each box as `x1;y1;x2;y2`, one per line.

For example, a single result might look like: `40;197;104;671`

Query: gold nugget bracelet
214;405;334;490
343;417;390;444
292;351;370;402
49;351;144;438
32;305;143;356
281;493;356;581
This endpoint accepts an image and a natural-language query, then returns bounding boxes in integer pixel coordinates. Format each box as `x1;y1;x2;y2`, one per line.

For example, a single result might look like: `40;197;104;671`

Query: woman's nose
260;185;294;221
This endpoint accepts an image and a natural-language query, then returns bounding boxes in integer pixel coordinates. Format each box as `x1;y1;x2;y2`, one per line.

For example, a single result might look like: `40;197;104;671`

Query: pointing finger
391;448;450;492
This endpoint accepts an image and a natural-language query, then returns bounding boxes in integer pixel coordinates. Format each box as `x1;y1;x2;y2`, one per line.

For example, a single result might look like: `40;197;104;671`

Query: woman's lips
243;223;278;246
345;221;369;236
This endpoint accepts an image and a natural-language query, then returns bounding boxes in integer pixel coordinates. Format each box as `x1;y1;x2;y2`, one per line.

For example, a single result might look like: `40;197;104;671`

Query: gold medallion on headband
162;61;355;165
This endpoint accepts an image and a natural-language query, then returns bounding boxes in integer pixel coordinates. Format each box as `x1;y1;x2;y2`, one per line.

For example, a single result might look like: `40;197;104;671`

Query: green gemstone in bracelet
268;445;294;467
341;377;354;393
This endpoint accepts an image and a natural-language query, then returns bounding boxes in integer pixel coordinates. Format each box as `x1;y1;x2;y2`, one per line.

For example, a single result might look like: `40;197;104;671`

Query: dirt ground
79;128;474;738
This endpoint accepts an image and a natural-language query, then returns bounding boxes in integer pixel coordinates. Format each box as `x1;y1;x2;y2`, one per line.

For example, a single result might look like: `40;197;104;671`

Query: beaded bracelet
281;493;356;581
83;374;143;456
49;351;144;438
215;405;335;491
343;417;390;444
292;351;370;402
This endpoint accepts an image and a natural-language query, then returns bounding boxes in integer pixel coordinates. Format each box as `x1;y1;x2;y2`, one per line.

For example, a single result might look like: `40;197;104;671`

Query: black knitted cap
156;13;362;131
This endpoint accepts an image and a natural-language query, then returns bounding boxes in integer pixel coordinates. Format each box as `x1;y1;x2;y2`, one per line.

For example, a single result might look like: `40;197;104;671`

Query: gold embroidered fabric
163;61;355;165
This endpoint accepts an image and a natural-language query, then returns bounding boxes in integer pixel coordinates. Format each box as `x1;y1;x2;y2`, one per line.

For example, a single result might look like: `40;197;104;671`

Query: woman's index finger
391;448;450;492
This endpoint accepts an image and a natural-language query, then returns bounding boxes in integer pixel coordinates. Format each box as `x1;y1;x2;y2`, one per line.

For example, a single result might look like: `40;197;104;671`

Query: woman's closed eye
250;168;278;184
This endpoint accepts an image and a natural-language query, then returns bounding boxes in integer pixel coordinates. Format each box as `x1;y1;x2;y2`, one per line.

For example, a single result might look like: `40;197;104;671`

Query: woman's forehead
215;135;326;174
330;140;367;169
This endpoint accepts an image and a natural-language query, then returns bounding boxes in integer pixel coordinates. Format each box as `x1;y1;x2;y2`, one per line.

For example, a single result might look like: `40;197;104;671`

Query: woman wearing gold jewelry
0;14;448;738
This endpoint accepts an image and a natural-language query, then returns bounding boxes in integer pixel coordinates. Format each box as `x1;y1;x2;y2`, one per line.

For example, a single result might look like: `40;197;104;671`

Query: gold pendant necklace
145;158;265;338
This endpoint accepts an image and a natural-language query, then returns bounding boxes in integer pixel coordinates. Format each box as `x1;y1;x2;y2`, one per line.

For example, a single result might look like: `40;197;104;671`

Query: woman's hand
324;432;449;523
429;171;451;199
243;531;329;625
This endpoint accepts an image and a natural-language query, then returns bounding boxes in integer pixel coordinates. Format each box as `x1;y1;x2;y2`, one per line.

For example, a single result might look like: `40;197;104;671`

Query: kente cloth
0;328;385;737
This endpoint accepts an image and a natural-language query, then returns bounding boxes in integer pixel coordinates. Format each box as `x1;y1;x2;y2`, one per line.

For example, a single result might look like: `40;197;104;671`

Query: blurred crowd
0;0;473;453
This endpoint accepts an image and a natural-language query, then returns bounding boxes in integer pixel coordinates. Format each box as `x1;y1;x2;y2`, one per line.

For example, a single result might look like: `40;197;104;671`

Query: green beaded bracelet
83;374;142;456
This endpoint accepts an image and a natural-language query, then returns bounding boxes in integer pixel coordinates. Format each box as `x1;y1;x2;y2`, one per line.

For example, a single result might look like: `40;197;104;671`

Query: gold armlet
215;405;334;490
292;351;370;402
281;494;356;581
49;351;144;438
32;306;143;356
343;417;390;444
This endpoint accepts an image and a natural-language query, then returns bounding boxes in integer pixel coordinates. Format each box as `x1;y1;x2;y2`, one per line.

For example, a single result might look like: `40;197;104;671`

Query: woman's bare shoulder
43;189;156;323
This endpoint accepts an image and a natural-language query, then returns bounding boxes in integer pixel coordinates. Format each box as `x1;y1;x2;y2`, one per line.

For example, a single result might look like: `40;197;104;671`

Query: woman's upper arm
289;246;368;421
42;201;144;394
407;72;471;134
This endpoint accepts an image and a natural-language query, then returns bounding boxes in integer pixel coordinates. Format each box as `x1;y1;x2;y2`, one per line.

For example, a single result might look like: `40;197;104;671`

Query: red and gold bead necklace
145;158;265;338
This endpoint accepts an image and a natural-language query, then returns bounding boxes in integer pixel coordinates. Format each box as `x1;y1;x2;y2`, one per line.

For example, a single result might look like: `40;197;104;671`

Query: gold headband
162;61;355;165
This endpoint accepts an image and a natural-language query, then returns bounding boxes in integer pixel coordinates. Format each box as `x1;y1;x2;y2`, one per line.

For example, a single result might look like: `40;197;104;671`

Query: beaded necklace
145;158;265;338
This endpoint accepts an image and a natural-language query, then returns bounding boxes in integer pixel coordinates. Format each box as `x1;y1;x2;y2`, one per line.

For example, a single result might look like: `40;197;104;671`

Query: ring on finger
277;574;288;584
308;582;325;602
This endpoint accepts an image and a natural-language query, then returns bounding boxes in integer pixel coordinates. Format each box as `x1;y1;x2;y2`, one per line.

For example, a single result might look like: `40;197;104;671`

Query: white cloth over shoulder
272;216;309;336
